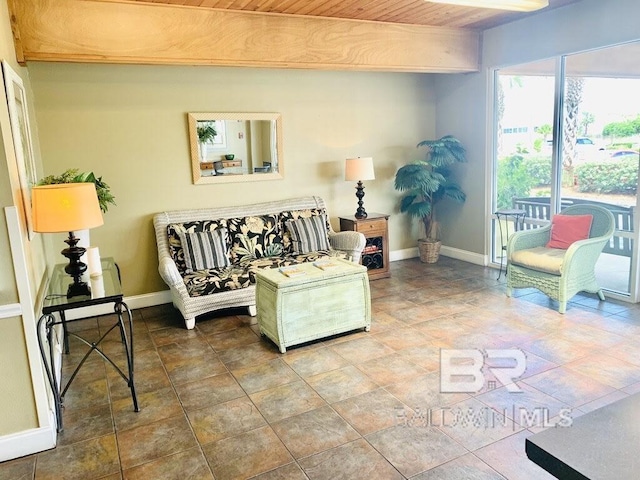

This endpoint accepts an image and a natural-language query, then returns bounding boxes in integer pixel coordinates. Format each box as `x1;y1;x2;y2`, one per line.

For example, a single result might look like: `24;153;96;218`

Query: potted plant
38;169;116;213
394;135;467;263
197;121;217;162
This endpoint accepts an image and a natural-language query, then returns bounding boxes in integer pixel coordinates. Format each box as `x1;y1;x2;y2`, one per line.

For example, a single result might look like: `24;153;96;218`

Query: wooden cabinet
339;213;390;280
222;160;241;168
200;160;243;169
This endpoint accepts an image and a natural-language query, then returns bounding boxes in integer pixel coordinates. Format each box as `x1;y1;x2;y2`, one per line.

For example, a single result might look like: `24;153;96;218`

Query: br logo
440;349;526;393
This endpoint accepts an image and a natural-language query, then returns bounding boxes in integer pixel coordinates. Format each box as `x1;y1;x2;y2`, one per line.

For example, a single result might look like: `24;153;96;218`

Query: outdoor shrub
524;155;552;186
575;158;638;194
610;142;634;149
497;155;535;209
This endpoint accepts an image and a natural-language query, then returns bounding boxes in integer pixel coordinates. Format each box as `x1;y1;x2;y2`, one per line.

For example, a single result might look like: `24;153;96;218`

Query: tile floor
3;257;640;479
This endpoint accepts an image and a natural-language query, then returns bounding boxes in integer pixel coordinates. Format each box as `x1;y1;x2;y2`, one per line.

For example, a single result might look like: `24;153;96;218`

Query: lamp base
66;280;91;298
354;181;368;219
61;232;91;298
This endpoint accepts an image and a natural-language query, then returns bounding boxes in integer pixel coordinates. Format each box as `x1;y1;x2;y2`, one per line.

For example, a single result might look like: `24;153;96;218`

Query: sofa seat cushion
183;265;252;297
242;251;339;283
510;247;566;275
184;252;343;297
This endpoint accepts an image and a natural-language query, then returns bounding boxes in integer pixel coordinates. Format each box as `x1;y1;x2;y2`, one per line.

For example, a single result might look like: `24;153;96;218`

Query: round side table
495;209;527;280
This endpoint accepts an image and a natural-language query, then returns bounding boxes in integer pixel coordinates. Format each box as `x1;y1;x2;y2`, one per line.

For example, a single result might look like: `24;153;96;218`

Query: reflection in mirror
188;112;283;184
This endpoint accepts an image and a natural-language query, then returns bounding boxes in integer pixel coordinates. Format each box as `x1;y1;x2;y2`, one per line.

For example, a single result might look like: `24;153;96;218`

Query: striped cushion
178;228;230;273
285;215;331;254
167;219;227;276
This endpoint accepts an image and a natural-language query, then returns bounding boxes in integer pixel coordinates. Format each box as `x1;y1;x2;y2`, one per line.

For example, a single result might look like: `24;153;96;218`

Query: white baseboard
64;249;486;321
389;246;487;266
439;246;488;266
0;419;56;462
0;303;22;319
64;290;173;320
389;247;419;261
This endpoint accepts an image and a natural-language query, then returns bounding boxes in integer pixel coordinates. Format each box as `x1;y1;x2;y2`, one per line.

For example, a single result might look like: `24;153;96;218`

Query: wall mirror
188;112;283;184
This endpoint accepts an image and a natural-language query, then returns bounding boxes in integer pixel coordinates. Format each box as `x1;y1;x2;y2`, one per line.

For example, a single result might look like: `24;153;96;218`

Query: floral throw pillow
227;214;283;263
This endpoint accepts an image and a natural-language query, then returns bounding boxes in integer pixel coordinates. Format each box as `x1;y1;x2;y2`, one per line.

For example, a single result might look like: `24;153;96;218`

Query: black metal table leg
60;311;70;355
495;209;527;281
497;214;506;280
115;300;139;412
37;314;64;432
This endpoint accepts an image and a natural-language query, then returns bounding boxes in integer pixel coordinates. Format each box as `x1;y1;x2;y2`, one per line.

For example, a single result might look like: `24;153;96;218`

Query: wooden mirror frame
188;112;284;185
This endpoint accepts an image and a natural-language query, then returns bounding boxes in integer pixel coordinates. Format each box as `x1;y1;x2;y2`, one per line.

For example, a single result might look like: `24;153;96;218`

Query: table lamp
345;157;375;219
32;183;104;298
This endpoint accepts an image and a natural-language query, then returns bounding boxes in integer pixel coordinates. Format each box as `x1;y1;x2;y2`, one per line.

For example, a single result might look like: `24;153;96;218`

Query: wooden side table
339;213;390;280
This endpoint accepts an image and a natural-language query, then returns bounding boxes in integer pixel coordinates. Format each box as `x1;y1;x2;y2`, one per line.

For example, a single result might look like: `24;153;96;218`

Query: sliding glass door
491;41;640;300
492;59;556;274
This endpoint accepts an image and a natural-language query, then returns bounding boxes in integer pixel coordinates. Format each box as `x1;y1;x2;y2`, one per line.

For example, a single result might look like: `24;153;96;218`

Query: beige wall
0;0;44;435
29;62;436;296
0;316;38;434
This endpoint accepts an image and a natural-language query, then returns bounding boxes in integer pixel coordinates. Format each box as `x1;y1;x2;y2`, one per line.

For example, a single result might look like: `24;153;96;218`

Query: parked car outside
545;137;607;162
576;137;605;150
609;149;640;160
545;137;605;151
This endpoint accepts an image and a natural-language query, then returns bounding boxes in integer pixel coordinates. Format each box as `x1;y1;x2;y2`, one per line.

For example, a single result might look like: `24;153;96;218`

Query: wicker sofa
153;196;366;329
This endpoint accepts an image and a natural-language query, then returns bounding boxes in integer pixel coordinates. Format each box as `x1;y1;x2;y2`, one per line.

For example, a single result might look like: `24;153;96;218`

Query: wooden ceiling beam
8;0;480;73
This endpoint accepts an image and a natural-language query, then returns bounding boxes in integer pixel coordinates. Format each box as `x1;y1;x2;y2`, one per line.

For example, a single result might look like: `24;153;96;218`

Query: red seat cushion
546;214;593;249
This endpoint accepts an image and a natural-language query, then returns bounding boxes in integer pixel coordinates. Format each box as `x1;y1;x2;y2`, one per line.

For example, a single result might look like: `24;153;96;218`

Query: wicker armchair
506;204;615;313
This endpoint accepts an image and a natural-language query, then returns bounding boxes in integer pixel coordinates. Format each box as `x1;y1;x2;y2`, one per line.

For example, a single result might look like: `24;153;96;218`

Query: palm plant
394;135;467;242
197;122;217;144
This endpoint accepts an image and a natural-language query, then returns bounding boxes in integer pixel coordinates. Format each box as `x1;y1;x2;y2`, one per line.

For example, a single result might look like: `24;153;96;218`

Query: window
491;41;640;299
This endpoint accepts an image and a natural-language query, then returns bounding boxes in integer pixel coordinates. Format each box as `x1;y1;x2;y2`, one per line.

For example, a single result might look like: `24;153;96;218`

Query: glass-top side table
495;209;527;280
37;257;139;432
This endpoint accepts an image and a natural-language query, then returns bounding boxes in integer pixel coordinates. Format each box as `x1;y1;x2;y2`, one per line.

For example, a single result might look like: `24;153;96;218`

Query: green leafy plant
524;155;552;186
394;135;467;241
197;122;217;144
575;158;638;195
496;154;532;210
38;169;116;213
602;116;640;139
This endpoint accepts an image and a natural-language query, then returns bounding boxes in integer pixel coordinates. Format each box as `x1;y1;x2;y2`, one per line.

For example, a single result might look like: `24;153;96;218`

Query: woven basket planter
418;239;441;263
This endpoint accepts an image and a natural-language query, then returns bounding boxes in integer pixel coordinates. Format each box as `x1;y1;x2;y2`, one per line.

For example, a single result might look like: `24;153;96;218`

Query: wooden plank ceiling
114;0;580;30
8;0;580;72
